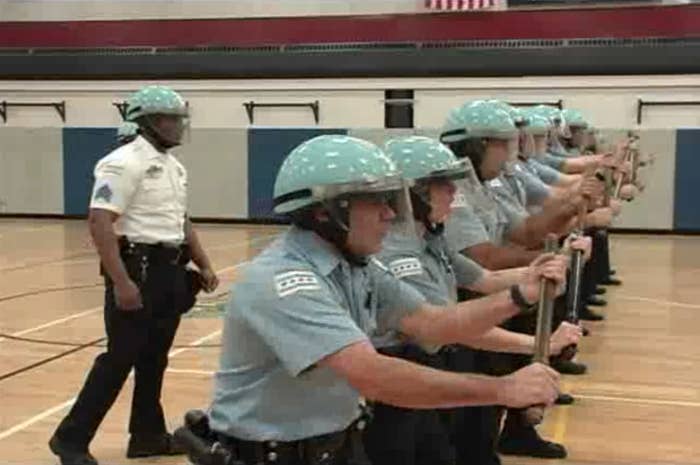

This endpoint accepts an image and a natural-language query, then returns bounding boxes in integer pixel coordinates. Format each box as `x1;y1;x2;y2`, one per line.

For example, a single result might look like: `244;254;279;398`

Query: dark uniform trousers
53;242;192;450
362;345;455;465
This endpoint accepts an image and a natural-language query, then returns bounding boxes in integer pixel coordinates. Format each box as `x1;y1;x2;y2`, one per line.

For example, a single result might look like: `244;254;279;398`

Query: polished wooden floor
1;218;699;464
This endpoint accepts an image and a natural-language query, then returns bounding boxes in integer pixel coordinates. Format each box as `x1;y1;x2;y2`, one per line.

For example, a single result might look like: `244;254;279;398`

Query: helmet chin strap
139;115;182;151
315;201;370;267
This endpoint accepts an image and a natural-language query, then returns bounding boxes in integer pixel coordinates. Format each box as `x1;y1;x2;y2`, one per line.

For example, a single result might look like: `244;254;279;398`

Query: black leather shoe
580;306;605;321
49;435;98;465
609;269;617;276
601;277;622;286
551;359;588;375
498;427;568;459
555;393;575;405
587;296;608;307
126;433;185;459
582;326;591;336
595;286;607;295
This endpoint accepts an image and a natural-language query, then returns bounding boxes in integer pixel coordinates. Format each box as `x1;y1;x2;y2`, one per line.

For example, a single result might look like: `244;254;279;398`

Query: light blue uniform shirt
209;227;426;441
512;161;551;207
487;175;529;233
445;178;512;248
526;158;561;186
379;226;485;309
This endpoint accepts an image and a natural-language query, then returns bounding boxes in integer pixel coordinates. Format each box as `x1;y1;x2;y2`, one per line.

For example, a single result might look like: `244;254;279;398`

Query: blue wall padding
63;127;118;215
674;129;700;231
247;128;348;219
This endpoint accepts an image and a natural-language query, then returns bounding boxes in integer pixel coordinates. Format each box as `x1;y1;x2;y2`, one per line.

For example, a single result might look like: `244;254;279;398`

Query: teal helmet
273;135;403;215
440;100;519;144
125;85;188;121
519;109;551;136
561;109;589;129
384;136;468;183
384;136;476;226
117;121;139;143
531;105;563;124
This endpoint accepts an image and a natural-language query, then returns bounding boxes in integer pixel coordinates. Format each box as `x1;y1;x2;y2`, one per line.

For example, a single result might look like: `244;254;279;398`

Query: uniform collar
287;227;344;276
134;135;170;160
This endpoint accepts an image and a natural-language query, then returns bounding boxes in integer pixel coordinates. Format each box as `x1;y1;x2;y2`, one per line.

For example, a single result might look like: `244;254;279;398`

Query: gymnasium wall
0;75;699;230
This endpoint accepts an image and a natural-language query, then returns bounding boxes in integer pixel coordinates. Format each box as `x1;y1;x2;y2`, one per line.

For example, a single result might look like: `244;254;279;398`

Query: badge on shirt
93;183;113;203
389;258;423;279
145;165;164;179
451;189;468;208
274;270;321;298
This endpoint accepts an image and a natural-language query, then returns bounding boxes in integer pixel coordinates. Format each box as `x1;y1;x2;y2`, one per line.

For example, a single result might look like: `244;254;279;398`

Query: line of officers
50;85;646;465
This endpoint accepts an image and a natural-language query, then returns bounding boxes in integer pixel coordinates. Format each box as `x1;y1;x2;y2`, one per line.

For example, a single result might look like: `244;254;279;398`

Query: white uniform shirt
89;136;187;244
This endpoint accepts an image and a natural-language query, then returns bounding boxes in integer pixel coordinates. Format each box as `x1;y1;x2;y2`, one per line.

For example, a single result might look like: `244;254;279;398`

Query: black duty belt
118;236;190;265
219;416;369;465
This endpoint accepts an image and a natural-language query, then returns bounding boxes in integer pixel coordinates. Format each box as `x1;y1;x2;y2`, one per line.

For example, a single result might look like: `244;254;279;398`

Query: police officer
439;101;602;461
186;135;568;465
361;135;583;465
49;85;219;465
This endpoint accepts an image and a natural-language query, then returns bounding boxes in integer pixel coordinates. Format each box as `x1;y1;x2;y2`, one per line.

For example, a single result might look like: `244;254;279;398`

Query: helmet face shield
321;176;415;238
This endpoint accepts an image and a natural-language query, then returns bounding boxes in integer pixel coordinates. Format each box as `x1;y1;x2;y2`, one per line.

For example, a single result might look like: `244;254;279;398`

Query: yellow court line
574;393;700;409
552;381;571;444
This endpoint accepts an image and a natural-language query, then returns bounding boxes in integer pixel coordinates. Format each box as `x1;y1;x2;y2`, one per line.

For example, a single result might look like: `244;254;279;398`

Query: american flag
425;0;507;10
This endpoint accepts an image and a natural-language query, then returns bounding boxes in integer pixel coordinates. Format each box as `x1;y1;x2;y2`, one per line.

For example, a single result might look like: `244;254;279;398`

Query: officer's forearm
400;291;520;347
366;354;504;409
469;267;527;294
323;340;502;409
561;156;599;174
510;198;579;248
88;209;130;286
465;243;537;270
461;327;533;355
185;220;212;270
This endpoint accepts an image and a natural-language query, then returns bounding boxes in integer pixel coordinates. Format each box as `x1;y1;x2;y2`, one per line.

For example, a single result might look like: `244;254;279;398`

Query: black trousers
442;347;502;465
363;345;455;465
53;254;187;450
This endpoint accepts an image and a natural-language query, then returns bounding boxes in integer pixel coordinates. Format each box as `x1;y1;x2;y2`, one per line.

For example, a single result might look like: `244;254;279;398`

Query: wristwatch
510;284;535;315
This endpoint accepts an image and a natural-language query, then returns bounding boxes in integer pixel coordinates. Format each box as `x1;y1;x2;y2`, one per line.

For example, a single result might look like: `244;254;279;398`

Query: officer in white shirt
50;85;218;465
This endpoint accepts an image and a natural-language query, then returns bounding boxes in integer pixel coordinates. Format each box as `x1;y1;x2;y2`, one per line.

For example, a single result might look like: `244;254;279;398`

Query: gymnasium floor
1;218;699;465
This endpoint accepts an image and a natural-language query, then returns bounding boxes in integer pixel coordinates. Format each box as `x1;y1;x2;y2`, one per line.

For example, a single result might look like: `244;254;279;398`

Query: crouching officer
176;135;567;465
49;85;219;465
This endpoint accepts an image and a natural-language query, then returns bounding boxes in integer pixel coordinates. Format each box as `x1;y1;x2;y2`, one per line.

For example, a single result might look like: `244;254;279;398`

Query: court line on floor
0;233;276;344
0;233;275;440
574;393;700;408
616;294;700;310
0;329;223;441
552;381;571;444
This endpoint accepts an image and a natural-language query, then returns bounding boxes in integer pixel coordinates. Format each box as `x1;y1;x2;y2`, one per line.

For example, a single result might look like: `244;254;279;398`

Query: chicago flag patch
274;270;321;298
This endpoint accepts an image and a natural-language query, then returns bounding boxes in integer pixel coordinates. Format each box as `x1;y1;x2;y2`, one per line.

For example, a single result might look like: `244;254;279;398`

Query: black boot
49;435;98;465
595;286;607;295
580;306;605;321
498;420;567;459
555;393;575;405
126;433;186;459
587;296;607;307
551;358;587;375
601;277;622;286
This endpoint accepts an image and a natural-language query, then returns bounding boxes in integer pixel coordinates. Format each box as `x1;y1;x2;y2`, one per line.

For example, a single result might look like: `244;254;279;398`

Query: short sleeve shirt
90;136;187;244
208;227;427;441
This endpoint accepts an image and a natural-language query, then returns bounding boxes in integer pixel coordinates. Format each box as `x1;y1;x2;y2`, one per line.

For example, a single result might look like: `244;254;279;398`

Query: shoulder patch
93;183;113;203
489;178;503;188
388;257;423;279
274;270;321;298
